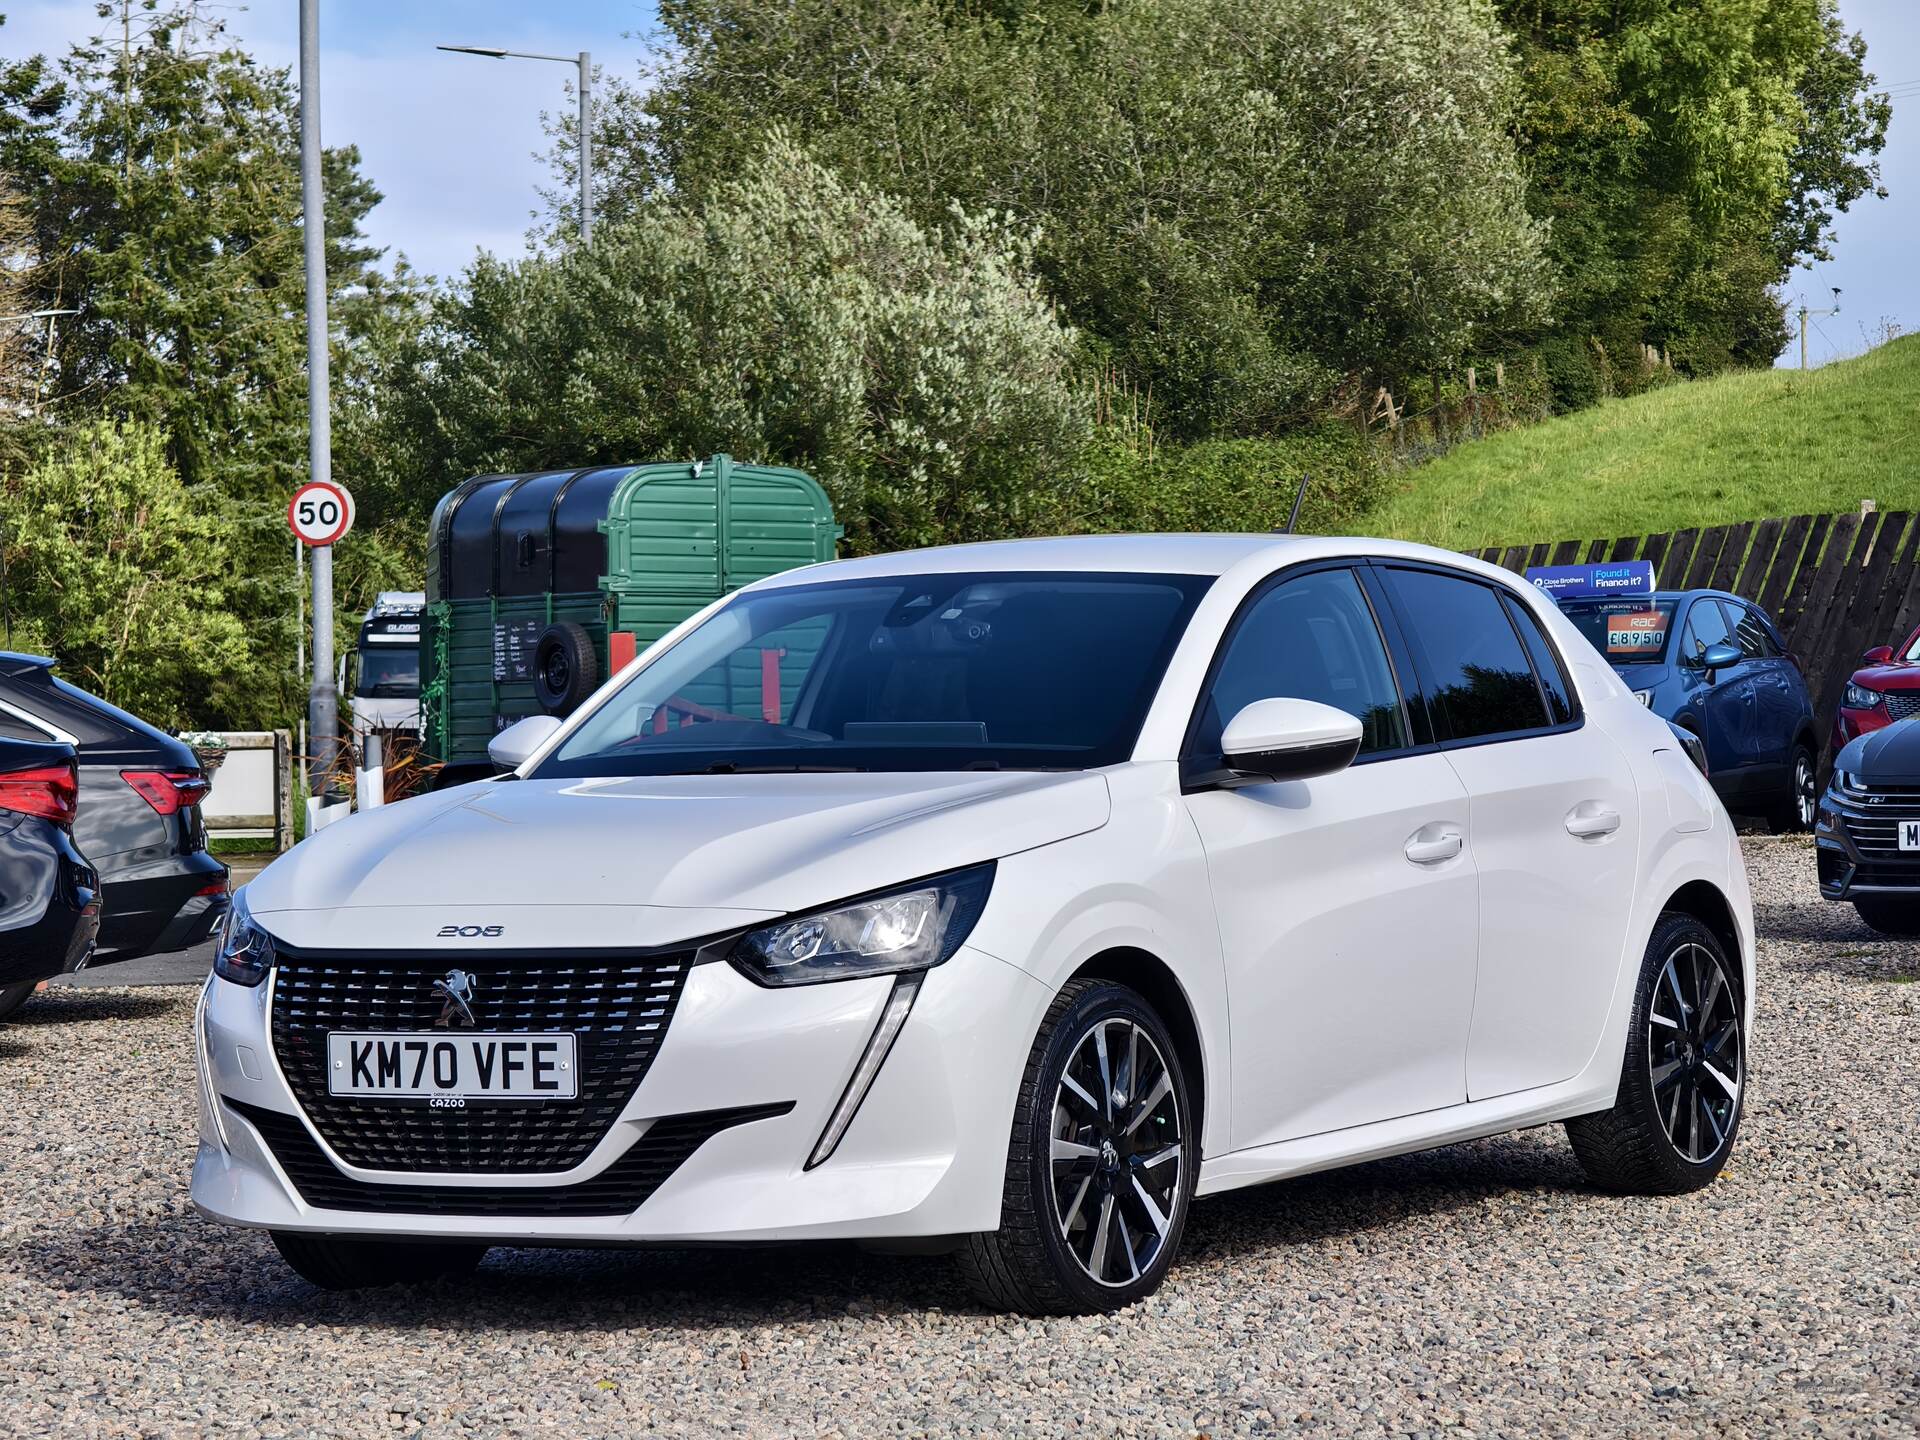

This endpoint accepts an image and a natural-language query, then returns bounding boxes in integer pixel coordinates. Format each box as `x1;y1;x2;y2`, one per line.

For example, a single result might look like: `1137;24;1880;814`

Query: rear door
1731;601;1803;778
1677;597;1758;792
1374;565;1642;1100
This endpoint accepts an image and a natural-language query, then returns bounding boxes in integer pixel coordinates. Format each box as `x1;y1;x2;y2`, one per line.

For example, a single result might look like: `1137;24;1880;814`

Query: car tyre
1768;743;1818;833
1851;896;1920;935
0;981;36;1022
958;979;1196;1315
532;621;599;716
270;1232;489;1290
1566;912;1744;1195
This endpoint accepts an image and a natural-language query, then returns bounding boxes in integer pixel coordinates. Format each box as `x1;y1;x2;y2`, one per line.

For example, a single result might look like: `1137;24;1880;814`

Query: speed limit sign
288;480;355;547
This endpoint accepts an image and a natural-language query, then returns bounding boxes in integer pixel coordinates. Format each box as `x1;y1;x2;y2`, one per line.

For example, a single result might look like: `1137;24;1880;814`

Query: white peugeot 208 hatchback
195;535;1752;1313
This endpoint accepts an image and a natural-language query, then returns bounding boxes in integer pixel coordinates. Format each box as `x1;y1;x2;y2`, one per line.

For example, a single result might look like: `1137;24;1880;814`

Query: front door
1183;566;1479;1151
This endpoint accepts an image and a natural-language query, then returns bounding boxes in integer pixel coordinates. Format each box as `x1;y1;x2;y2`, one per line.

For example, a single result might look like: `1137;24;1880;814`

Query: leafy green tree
343;133;1088;554
0;2;394;727
1496;0;1889;376
578;0;1551;438
1;419;247;725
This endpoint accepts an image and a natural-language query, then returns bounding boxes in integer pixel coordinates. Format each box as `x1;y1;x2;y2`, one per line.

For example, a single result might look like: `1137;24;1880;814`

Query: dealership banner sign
1524;560;1656;600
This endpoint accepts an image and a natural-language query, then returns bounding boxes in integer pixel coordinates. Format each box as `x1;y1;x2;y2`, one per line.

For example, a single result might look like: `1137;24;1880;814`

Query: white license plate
1901;821;1920;852
325;1032;578;1101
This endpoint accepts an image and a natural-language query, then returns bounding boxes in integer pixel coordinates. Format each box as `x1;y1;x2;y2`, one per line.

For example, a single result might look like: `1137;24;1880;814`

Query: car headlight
1831;768;1865;797
213;887;275;987
1633;689;1654;708
1844;682;1883;710
728;863;995;987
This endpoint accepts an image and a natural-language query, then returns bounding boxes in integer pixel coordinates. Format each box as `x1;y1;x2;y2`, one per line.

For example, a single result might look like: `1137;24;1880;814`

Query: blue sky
2;0;1914;366
3;0;658;276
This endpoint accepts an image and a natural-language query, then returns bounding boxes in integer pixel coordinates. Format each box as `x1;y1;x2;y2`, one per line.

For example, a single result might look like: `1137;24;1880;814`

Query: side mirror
487;714;563;771
1219;698;1363;785
1863;645;1895;665
1700;641;1742;674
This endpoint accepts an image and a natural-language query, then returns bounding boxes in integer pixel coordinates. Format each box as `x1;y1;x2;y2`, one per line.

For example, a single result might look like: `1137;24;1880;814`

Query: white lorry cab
346;592;424;739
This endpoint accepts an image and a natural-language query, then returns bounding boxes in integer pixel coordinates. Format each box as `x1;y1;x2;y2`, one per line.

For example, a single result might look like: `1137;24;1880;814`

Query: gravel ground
1;835;1914;1438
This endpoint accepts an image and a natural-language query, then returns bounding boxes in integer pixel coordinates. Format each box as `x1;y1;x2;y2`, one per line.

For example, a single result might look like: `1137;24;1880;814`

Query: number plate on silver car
325;1032;578;1100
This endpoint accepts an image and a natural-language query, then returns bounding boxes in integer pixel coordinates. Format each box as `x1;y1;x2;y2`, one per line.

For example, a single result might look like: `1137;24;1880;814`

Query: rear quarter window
1379;568;1551;742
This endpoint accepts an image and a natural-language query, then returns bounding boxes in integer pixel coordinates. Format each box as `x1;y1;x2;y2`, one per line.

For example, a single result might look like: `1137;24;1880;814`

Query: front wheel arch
1063;948;1207;1150
1662;879;1746;1000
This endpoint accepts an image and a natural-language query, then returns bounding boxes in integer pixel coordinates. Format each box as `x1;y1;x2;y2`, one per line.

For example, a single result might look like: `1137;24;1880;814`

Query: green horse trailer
420;455;840;783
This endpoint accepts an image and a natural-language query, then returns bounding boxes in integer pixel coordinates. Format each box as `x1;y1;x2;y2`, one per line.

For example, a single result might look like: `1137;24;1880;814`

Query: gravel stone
1;835;1914;1437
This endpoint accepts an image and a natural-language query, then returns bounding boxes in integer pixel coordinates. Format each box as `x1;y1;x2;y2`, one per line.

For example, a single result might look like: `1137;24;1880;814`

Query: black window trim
1369;559;1587;754
1678;594;1739;669
1726;596;1781;661
1499;590;1579;728
1177;558;1434;792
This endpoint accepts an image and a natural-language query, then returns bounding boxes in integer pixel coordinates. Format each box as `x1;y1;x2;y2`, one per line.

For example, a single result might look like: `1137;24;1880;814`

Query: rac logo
436;924;505;938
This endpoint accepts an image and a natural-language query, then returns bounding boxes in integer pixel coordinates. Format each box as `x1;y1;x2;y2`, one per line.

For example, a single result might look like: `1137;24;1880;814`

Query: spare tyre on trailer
420;454;840;786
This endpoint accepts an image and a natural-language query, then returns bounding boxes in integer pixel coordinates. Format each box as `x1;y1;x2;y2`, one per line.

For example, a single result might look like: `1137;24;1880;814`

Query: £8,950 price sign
288;480;355;547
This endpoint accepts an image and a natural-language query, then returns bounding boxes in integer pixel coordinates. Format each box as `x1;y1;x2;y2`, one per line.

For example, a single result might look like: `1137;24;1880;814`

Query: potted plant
177;729;229;776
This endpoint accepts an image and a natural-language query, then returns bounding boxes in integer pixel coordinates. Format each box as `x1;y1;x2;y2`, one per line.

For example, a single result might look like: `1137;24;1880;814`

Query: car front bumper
192;943;1051;1244
1814;794;1920;900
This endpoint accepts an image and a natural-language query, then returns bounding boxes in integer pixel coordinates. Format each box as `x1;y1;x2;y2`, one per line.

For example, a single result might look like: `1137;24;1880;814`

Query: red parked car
1832;623;1920;751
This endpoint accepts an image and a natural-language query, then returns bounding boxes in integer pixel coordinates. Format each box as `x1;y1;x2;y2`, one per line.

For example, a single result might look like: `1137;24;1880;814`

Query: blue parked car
1556;589;1818;831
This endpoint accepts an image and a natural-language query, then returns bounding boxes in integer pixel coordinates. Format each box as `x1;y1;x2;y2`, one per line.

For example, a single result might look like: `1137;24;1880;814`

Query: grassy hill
1370;334;1920;551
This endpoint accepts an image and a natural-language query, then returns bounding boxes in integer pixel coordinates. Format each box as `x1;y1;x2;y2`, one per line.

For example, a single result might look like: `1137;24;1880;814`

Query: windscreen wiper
680;762;865;775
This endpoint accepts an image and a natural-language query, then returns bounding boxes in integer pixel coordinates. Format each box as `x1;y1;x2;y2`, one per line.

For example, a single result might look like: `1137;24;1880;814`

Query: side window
1680;598;1736;663
0;706;52;742
1381;568;1549;742
1502;595;1577;726
1199;568;1408;758
1733;604;1780;659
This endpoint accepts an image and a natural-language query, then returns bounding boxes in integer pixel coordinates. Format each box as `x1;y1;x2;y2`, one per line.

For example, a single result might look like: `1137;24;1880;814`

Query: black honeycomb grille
269;946;693;1173
229;1098;792;1216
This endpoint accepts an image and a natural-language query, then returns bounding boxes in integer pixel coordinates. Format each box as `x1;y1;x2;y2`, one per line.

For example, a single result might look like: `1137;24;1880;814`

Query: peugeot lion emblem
432;969;480;1030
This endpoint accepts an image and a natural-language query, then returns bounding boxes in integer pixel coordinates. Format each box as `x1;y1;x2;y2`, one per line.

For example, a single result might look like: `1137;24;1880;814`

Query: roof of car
748;533;1508;587
1558;588;1754;608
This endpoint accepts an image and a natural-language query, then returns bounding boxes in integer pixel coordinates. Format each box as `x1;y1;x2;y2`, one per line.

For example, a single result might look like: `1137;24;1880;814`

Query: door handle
1566;802;1622;839
1404;824;1464;866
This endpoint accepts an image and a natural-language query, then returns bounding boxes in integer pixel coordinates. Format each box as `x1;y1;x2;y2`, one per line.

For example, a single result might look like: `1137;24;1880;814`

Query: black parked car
0;654;227;959
1818;717;1920;934
0;737;101;1020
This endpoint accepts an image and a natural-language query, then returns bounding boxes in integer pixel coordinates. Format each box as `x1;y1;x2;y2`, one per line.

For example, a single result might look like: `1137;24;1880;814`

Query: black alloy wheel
1566;911;1745;1193
1049;1015;1186;1288
1645;940;1744;1164
1770;744;1818;833
960;979;1195;1314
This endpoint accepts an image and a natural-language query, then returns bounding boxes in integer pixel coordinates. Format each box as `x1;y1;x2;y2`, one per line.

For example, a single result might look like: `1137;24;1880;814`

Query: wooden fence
1469;510;1919;752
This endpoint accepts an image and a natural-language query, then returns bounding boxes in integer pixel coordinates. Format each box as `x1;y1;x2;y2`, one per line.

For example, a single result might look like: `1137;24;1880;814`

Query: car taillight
122;769;210;816
0;762;80;827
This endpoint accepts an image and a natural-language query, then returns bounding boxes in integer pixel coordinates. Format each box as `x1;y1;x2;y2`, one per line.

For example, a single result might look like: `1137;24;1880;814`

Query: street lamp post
299;0;339;801
438;44;593;243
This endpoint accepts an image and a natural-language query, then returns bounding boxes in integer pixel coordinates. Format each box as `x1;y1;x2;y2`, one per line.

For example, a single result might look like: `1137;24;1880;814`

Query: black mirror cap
1220;733;1363;787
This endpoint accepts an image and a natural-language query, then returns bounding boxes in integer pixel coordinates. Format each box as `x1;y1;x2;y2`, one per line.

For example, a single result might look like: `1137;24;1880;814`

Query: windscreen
533;571;1212;778
356;648;420;697
1558;599;1676;664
